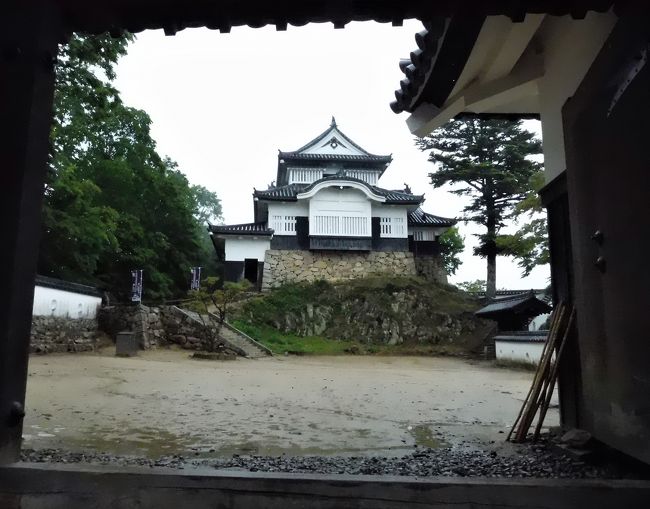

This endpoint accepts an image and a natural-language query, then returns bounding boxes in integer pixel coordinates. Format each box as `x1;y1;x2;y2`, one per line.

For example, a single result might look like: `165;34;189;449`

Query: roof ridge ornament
331;116;337;127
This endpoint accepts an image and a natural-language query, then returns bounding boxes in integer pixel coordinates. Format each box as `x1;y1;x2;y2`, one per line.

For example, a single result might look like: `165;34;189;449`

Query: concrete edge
1;462;649;509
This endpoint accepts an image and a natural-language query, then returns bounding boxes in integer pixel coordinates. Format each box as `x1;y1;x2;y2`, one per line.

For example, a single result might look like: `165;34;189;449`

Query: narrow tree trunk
485;196;497;299
486;251;497;298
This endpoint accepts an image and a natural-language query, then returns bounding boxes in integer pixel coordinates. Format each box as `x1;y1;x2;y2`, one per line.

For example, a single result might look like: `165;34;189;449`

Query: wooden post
0;4;62;463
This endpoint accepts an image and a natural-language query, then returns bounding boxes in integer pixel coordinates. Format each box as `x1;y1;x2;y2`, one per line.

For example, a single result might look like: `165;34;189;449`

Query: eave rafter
42;1;619;39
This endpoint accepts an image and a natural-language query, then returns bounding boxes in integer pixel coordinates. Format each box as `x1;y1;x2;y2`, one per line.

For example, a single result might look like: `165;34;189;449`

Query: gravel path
20;441;638;479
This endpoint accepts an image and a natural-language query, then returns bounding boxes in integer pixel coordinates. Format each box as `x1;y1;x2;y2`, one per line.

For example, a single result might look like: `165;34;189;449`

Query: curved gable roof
279;118;392;163
254;175;423;205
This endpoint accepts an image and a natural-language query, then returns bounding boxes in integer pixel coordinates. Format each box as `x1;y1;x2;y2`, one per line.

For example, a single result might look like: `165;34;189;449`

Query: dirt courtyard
23;350;557;459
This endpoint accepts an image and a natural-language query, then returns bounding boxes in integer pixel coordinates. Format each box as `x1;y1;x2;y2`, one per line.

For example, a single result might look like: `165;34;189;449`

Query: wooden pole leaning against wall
533;309;576;441
506;304;564;442
0;4;63;463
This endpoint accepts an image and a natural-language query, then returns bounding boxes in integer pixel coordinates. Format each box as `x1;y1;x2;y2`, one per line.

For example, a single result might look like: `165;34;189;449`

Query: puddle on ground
23;422;445;459
407;423;448;449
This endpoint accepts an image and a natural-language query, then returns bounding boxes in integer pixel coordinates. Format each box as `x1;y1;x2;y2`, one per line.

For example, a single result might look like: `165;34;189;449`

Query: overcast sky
114;20;550;289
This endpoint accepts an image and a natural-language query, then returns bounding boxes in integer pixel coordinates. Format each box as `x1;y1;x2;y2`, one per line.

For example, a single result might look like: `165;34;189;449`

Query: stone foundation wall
415;256;448;284
98;304;165;349
30;316;98;354
98;304;231;352
262;250;418;290
31;304;239;354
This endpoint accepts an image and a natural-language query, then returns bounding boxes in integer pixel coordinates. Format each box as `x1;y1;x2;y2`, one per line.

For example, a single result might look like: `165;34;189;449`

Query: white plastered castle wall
372;203;409;238
495;340;545;365
267;201;308;235
33;285;101;319
224;237;271;261
308;187;372;237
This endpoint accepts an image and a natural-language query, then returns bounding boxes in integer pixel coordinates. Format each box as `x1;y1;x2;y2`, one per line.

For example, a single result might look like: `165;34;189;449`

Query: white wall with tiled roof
224;238;271;262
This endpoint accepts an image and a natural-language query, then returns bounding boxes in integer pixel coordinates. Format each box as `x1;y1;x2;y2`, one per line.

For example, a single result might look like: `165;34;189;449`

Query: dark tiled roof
390;5;615;116
254;176;424;205
475;291;552;317
254;183;309;200
494;331;547;343
279;152;392;163
60;1;617;36
408;208;456;227
209;222;273;236
35;275;102;297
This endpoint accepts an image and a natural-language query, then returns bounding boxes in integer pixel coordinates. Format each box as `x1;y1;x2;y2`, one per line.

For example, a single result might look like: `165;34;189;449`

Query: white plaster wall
268;202;308;219
538;12;617;181
495;340;545;364
268;202;308;235
33;285;101;319
224;237;271;261
372;204;409;238
310;187;370;214
309;187;371;236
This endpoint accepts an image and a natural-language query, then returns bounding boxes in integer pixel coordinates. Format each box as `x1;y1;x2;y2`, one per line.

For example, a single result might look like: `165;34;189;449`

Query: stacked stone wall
415;256;448;284
30;316;99;354
98;304;165;349
98;304;236;352
262;250;418;290
31;304;241;354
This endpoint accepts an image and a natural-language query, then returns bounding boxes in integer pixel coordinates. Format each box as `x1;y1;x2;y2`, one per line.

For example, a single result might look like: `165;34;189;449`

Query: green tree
192;184;223;225
438;226;464;276
416;118;542;297
190;277;252;325
456;280;486;293
41;33;222;300
496;172;549;276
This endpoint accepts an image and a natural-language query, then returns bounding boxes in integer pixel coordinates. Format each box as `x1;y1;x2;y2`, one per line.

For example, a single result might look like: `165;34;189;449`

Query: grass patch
232;320;474;357
494;358;538;371
231;320;358;355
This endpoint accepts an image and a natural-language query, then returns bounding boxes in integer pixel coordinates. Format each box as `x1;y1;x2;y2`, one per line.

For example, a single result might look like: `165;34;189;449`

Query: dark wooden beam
0;4;62;463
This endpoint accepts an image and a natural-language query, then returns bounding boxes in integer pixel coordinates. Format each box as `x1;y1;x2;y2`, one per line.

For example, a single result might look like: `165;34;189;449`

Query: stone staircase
217;319;272;359
175;307;271;358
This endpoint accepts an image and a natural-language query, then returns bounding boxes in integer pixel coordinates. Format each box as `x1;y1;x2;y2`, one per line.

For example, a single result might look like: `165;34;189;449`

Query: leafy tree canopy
40;33;222;301
455;280;486;293
438;226;464;276
496;172;549;276
416;118;542;296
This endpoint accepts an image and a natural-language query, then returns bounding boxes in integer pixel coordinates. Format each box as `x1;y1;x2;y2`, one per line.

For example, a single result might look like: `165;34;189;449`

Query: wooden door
563;15;650;463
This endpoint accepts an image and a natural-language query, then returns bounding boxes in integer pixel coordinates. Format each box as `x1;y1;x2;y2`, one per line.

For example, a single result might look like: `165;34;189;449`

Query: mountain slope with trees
40;33;221;300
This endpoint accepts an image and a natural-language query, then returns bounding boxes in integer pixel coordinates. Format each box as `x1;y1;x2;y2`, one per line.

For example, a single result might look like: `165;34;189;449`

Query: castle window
270;215;296;235
380;217;405;238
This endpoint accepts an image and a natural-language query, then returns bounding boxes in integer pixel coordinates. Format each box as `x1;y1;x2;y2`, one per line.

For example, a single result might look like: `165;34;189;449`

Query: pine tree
416;118;542;297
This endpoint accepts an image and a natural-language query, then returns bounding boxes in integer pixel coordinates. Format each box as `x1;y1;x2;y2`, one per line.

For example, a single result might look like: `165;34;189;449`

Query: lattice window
380;217;392;235
393;217;405;236
270;215;296;235
288;168;323;184
380;216;406;238
312;215;369;236
283;215;296;233
345;170;378;185
413;230;437;241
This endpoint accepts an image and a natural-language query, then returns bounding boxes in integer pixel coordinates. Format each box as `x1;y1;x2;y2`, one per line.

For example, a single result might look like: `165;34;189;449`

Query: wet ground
23;349;557;459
